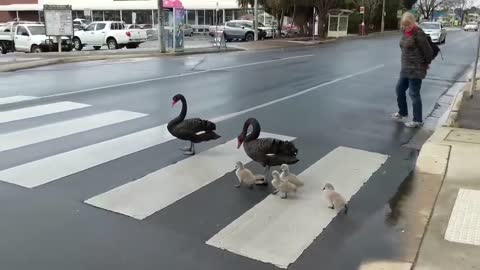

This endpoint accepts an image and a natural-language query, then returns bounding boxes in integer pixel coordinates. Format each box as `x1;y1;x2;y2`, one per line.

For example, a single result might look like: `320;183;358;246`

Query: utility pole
469;29;480;98
254;0;258;41
381;0;386;32
157;0;166;53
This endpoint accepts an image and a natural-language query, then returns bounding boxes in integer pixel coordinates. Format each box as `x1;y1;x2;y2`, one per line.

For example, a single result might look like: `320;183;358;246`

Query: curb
444;87;466;128
0;47;244;72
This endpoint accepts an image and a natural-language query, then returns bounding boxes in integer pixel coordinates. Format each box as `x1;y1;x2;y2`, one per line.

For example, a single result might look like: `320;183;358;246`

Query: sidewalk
412;83;480;269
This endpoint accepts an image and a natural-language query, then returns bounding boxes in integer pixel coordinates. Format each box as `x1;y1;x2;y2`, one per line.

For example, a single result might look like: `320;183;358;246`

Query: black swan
168;94;221;155
237;118;298;185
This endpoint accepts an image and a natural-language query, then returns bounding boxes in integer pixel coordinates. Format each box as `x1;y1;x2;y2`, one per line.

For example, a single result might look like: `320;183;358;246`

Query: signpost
43;5;73;53
132;12;137;25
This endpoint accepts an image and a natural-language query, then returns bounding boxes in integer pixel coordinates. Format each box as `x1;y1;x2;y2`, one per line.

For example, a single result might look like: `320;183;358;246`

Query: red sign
360;6;365;14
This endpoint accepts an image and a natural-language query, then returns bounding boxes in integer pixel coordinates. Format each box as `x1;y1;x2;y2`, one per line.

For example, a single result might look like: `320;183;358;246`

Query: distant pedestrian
391;12;435;128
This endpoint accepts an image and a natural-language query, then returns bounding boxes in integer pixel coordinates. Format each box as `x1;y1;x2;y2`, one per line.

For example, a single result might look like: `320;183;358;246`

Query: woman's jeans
396;77;423;122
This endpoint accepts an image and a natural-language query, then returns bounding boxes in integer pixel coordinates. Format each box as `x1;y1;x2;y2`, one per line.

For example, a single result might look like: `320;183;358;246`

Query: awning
0;4;41;11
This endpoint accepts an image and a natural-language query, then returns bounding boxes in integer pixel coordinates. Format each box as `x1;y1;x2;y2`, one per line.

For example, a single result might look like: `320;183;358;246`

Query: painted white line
206;147;388;269
0;96;37;105
32;55;314;100
0;110;147;152
0;65;383;189
85;132;295;220
0;101;90;124
445;189;480;246
211;65;385;122
0;125;174;188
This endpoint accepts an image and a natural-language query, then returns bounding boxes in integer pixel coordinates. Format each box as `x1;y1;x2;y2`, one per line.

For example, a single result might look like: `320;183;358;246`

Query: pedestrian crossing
0;95;389;269
206;147;388;269
85;133;295;220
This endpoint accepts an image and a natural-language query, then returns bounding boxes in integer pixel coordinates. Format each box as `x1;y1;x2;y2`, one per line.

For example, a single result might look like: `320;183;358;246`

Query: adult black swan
168;94;221;155
237;118;298;185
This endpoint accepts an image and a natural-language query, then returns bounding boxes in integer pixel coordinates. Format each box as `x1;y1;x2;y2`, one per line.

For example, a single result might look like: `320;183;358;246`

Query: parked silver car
419;22;446;44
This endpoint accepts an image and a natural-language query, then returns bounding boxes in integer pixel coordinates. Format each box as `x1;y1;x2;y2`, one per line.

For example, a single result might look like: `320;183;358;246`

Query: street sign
83;9;91;17
360;6;365;14
43;5;73;36
397;10;403;19
132;12;137;25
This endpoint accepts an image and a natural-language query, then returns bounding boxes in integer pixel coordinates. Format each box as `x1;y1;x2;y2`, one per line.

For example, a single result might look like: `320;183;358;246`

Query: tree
403;0;419;9
418;0;449;20
312;0;337;38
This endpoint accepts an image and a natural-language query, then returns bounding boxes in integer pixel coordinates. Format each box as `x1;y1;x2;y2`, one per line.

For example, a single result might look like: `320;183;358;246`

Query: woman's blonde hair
401;12;417;29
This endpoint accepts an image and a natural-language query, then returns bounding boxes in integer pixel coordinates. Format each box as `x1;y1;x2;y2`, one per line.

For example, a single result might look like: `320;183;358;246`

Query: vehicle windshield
420;23;440;30
28;25;46;35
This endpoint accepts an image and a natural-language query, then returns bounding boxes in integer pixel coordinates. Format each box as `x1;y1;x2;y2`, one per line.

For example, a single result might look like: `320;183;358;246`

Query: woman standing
392;12;434;128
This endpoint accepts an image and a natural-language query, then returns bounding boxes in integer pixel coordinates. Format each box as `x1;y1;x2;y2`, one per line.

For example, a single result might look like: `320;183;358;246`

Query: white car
0;23;72;53
464;22;479;31
73;21;147;50
420;22;447;44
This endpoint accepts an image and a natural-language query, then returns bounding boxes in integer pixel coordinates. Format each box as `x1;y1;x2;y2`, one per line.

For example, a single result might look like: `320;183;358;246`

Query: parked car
73;18;86;30
0;23;73;54
182;24;193;36
464;22;479;31
73;21;147;50
209;20;266;41
419;22;446;44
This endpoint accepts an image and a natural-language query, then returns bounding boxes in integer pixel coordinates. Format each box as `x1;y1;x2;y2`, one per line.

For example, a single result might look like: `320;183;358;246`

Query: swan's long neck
244;119;261;142
171;96;187;125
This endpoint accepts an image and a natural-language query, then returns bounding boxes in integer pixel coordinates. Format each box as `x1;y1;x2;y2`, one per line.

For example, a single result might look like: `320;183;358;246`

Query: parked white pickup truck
0;23;73;54
73;21;147;50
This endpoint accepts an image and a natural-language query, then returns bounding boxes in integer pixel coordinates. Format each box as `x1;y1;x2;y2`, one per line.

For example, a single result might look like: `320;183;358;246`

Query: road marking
206;146;388;269
0;110;147;152
0;96;37;105
0;101;90;124
0;65;383;188
25;54;314;100
84;133;295;220
445;189;480;246
0;125;175;188
211;64;385;122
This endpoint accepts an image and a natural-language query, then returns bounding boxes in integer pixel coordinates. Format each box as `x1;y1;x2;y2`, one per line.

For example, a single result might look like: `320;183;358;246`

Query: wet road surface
0;30;475;270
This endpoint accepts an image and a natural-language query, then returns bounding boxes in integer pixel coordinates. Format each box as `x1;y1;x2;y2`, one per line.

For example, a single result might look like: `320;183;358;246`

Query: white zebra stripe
0;110;147;152
0;101;90;124
206;147;388;269
84;132;295;220
0;96;37;105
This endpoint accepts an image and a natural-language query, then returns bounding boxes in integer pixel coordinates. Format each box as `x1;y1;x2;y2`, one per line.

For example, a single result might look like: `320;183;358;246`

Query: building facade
0;0;258;33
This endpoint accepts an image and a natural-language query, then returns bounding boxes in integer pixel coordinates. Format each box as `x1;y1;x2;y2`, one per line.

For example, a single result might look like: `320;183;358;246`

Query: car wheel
30;45;42;53
93;46;101;50
107;38;118;50
245;32;254;42
73;38;83;51
0;43;6;54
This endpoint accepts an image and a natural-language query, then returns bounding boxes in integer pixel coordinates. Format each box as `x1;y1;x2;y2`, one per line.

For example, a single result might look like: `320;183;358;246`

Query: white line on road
0;65;383;188
0;96;37;105
84;133;295;220
0;101;90;124
0;125;175;188
211;64;385;122
0;110;147;152
206;146;388;269
27;54;315;100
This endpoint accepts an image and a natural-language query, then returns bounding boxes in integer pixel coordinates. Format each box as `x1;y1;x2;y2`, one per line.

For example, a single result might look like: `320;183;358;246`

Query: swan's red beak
237;139;243;149
172;100;177;107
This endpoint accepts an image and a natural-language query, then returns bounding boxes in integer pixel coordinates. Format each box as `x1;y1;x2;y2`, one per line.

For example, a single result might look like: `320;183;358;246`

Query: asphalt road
0;30;476;270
